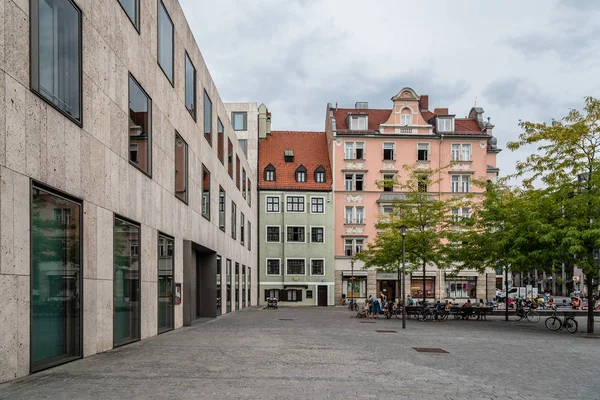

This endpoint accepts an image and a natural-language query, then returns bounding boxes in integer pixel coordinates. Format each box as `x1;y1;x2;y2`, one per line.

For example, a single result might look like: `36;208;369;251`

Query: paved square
1;307;599;399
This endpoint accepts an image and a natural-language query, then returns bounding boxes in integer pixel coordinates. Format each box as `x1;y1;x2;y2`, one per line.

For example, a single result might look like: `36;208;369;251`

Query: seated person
461;299;473;319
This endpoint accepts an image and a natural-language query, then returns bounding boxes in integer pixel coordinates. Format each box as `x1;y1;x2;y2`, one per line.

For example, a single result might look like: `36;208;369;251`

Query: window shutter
264;289;269;301
297;289;303;302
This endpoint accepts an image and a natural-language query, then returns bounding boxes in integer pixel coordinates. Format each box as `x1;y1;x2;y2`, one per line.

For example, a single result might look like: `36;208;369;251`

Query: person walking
477;298;485;320
371;293;380;319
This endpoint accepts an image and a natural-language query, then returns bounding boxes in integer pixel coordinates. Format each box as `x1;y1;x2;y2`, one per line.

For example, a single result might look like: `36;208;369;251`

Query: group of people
571;293;600;310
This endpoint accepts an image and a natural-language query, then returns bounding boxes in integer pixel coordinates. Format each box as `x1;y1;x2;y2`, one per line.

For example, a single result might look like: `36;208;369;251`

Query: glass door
157;234;174;333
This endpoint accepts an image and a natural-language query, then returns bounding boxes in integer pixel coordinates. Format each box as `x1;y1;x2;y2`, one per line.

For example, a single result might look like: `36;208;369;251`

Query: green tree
508;96;600;333
355;164;460;304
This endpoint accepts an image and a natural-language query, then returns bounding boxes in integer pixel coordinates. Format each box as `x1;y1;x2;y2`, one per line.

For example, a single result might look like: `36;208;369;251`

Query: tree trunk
587;275;595;334
422;261;426;305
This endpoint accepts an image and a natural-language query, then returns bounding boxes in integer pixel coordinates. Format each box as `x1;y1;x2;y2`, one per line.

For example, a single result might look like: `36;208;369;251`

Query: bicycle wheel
526;310;540;323
564;318;578;334
439;312;448;321
544;316;561;331
514;312;523;321
418;311;428;322
353;303;359;311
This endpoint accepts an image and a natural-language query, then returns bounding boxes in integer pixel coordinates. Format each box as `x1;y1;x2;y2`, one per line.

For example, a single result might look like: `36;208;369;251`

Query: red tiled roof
454;119;482;133
333;108;392;131
258;131;332;191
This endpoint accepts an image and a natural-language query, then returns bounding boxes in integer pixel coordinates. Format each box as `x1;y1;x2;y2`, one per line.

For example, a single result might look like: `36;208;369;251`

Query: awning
342;270;368;277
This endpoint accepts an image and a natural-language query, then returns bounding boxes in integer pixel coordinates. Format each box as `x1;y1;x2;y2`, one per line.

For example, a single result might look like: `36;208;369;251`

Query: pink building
325;88;501;304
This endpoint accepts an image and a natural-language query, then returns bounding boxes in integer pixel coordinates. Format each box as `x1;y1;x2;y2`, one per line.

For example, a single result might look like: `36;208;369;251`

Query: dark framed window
128;75;152;176
242;265;246;308
311;259;324;275
311;197;324;213
185;53;196;120
266;259;281;275
226;259;232;313
295;165;307;183
157;234;174;334
266;226;280;242
175;133;188;203
228;139;234;178
232;112;247;130
286;226;305;242
266;196;279;212
114;217;141;346
202;165;211;220
247;180;252;207
218;119;224;164
265;289;281;300
216;256;222;316
314;165;326;183
240;213;245;245
264;164;276;182
248;221;252;250
242;169;247;199
157;0;174;85
219;186;226;232
239;139;248;157
118;0;139;31
383;143;395;160
306;290;313;299
236;156;241;189
286;259;305;275
235;263;240;310
31;0;82;124
31;184;82;371
204;91;212;145
311;227;324;243
231;201;237;239
383;174;395;192
286;196;305;212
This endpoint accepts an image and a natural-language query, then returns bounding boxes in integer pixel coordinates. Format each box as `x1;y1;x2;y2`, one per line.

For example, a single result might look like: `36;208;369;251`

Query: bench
450;306;493;320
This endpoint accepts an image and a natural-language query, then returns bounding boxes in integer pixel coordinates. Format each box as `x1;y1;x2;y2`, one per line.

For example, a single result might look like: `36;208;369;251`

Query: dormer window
264;164;276;182
400;109;412;126
314;166;326;183
350;115;367;130
295;165;307;183
284;150;294;162
437;117;454;132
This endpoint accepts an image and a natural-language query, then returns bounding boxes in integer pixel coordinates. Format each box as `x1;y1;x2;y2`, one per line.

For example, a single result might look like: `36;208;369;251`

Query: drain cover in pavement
360;321;376;323
279;318;294;321
375;330;397;333
413;347;448;354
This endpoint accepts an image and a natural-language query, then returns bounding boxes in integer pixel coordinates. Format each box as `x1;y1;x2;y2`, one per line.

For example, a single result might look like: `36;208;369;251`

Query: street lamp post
401;225;407;329
350;259;354;307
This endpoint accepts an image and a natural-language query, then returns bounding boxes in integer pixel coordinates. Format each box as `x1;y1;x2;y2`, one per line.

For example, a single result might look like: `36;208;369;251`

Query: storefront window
235;263;240;310
216;256;222;316
157;234;174;333
226;259;232;313
446;277;477;299
242;265;246;308
342;276;367;298
411;278;435;299
31;185;82;371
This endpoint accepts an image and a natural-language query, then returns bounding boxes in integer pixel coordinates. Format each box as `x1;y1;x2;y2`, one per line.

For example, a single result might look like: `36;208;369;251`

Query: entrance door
317;286;328;306
380;280;396;303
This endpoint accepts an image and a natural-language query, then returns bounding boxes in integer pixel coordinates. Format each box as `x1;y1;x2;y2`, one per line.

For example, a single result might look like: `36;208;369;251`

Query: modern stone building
325;88;500;304
0;0;257;382
258;126;335;306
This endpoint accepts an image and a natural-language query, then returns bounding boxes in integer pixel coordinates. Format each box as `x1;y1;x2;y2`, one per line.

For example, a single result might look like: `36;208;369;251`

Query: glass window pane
158;235;174;333
119;0;138;28
31;186;82;369
226;260;232;313
34;0;81;121
204;92;212;144
202;166;211;219
158;1;173;84
185;54;196;119
233;112;247;130
114;218;141;345
175;133;188;202
129;76;152;174
216;256;222;316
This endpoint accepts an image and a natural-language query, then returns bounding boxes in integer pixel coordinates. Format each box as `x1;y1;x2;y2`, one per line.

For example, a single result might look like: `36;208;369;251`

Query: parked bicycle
419;305;448;321
347;298;359;312
544;311;578;333
514;307;540;323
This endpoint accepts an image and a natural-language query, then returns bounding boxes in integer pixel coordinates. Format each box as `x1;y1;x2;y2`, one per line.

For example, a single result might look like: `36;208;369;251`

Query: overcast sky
179;0;600;180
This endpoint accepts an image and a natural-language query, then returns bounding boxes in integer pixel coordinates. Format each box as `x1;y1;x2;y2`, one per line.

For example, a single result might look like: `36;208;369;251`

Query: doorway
317;286;328;306
379;280;396;303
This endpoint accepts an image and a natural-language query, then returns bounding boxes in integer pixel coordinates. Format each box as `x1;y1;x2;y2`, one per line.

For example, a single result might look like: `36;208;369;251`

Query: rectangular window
236;156;241;189
242;169;247;198
118;0;139;30
437;118;454;132
345;238;364;256
202;166;210;220
345;207;353;224
315;171;325;183
31;0;82;123
286;196;305;212
452;207;472;223
240;213;245;245
204;91;212;145
185;53;196;119
232;112;247;131
345;174;364;191
345;174;353;191
355;142;364;159
462;175;471;193
216;256;221;316
239;139;248;157
266;226;280;242
311;227;324;243
345;142;364;159
219;187;226;232
287;227;305;242
451;175;460;193
157;234;174;334
356;207;364;224
175;133;188;203
311;259;324;275
296;170;306;182
31;185;82;371
248;221;252;250
400;113;412;126
451;144;460;161
226;260;232;313
345;143;353;159
311;197;324;213
383;143;395;160
218;119;224;164
235;263;239;310
287;259;306;275
383;174;394;192
306;290;313;299
228;139;234;178
128;75;152;175
266;259;281;275
266;196;280;212
383;205;393;214
231;202;237;239
446;277;477;299
247;180;251;207
461;144;471;161
114;217;141;346
157;1;173;85
355;174;364;191
418;175;428;193
350;116;367;130
417;143;429;161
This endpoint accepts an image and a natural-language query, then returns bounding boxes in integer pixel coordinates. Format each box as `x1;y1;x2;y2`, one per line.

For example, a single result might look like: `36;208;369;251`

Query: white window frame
451;144;460;161
286;258;307;276
345;206;353;224
345;206;365;224
265;196;280;213
296;170;306;183
344;238;364;256
382;205;393;215
285;195;306;212
437;117;454;132
461;144;471;161
265;169;275;181
451;175;470;193
417;143;429;161
400;113;412;126
310;258;325;276
350;115;367;130
310;226;325;243
285;225;306;243
265;225;281;243
451;175;460;193
344;141;365;160
310;197;325;214
315;171;325;183
265;258;281;276
383;142;395;161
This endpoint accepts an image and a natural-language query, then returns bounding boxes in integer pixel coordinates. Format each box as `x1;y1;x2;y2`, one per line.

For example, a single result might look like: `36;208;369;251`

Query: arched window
295;165;307;183
264;164;276;182
400;107;412;126
314;165;326;183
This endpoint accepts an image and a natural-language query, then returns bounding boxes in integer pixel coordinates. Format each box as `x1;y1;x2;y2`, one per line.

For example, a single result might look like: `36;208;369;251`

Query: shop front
410;276;436;299
376;272;400;302
342;271;368;301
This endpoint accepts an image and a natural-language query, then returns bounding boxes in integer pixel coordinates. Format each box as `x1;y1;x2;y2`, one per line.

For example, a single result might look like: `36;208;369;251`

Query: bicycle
347;298;359;312
418;306;448;322
513;307;540;323
544;312;578;333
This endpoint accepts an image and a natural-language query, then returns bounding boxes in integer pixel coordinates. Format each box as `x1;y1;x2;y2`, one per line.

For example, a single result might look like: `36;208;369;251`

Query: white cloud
179;0;600;179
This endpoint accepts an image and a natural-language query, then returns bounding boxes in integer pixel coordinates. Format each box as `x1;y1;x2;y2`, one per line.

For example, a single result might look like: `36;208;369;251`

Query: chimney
355;102;368;109
419;95;429;111
434;108;449;115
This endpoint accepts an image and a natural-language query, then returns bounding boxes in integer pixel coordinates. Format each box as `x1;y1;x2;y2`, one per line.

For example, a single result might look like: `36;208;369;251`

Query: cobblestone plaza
1;307;598;400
